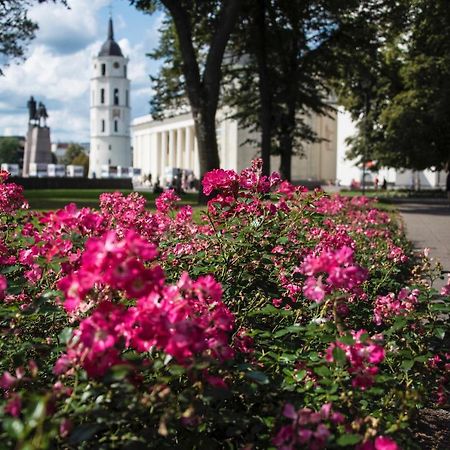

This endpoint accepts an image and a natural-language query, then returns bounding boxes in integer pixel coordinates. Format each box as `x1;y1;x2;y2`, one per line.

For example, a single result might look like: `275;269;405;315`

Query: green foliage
61;144;87;166
0;137;20;164
334;0;450;170
0;1;67;75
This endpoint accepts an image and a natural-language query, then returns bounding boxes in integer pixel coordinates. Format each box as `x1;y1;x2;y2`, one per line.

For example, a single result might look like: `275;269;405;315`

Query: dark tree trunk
279;132;293;182
161;0;241;202
253;0;272;177
278;89;297;182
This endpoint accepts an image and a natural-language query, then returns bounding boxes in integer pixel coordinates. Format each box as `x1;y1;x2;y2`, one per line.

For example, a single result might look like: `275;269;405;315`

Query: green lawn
25;189;200;211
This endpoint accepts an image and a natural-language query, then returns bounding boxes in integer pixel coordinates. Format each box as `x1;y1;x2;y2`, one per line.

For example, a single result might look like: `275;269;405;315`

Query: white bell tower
89;18;131;178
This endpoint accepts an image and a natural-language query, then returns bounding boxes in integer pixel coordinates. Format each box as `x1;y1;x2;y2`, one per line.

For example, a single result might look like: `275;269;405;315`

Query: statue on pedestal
27;96;49;127
37;102;48;127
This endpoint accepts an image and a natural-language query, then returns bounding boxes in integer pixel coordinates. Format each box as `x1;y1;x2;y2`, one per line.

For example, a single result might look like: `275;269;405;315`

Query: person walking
446;169;450;207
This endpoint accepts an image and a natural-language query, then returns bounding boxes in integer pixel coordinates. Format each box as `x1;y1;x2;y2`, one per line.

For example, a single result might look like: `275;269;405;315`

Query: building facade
89;19;131;178
132;110;338;186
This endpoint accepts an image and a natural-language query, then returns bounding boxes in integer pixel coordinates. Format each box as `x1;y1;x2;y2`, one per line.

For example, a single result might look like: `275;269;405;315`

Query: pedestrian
382;178;387;190
374;176;379;190
446;168;450;206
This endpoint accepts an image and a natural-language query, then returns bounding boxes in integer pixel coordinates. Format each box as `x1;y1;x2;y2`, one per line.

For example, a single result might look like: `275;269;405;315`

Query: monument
22;96;53;176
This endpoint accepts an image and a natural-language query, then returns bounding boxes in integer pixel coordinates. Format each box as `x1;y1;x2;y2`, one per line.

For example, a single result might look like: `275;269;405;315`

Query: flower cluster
374;288;419;325
273;403;345;450
57;229;161;313
0;170;27;213
326;330;385;389
54;228;234;377
301;246;368;302
56;273;234;377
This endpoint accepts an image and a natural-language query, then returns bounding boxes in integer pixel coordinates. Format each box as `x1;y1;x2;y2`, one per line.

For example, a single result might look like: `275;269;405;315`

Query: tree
223;0;356;180
144;0;363;181
132;0;241;187
61;143;86;166
0;137;21;164
71;152;89;176
0;1;66;75
334;0;450;171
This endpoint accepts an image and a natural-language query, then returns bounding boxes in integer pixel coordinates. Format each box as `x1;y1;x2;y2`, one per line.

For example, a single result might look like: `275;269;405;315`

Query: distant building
132;110;338;187
89;18;131;178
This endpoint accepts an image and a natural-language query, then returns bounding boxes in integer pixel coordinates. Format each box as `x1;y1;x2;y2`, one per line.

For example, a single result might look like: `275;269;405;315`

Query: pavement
396;199;450;290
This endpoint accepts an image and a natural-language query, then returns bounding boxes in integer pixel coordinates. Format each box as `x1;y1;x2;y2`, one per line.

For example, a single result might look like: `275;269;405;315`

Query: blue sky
0;0;164;142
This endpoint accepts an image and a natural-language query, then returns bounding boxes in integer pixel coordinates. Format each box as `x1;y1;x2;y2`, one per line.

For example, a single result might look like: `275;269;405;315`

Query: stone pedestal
23;125;52;176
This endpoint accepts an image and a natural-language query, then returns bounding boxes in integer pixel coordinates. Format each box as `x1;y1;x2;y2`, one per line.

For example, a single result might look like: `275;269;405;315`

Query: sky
0;0;164;143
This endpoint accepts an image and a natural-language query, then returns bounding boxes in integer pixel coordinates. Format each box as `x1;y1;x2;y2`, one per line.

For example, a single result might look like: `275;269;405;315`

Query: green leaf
337;434;362;446
339;334;355;345
434;328;445;339
314;365;331;377
245;370;270;385
69;424;101;445
2;418;24;439
401;360;414;371
58;327;73;345
0;265;21;274
332;347;347;365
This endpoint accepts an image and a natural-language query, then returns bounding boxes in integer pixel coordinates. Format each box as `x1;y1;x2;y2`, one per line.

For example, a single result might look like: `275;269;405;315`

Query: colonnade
133;124;199;186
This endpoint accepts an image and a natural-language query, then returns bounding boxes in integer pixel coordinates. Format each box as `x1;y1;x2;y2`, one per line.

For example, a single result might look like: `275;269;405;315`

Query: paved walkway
396;200;450;290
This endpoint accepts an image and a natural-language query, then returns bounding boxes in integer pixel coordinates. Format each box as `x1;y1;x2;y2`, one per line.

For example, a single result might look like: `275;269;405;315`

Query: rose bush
0;164;449;449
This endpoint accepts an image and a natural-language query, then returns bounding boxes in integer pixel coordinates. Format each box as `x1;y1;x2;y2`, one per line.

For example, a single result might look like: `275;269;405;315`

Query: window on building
101;120;105;132
108;158;111;165
109;144;111;150
101;64;106;76
114;89;119;105
114;120;118;132
124;65;127;77
113;62;120;69
126;90;129;107
100;88;105;104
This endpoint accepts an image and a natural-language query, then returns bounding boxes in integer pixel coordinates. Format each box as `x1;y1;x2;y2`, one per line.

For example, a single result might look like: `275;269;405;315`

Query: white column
151;133;159;183
193;134;199;178
176;128;183;168
161;131;167;186
169;129;175;168
184;126;191;170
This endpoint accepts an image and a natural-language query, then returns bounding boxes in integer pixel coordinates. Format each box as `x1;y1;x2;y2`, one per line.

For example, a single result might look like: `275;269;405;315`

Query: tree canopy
0;137;21;164
334;0;450;171
0;1;66;75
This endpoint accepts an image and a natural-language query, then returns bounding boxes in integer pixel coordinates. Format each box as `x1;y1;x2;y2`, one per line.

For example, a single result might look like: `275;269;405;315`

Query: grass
25;189;199;210
25;189;207;222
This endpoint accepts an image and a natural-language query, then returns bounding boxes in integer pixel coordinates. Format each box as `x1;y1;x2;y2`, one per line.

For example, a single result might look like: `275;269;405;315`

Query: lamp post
360;77;371;195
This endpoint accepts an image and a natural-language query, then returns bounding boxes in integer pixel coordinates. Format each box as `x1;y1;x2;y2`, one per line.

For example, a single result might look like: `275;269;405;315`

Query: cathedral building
89;18;131;178
132;109;338;186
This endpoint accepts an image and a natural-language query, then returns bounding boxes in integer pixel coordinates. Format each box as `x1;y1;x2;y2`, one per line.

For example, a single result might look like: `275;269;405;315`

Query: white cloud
0;0;161;143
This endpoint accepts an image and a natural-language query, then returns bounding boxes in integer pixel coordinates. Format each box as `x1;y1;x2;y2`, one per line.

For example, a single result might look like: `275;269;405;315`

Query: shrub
0;162;448;449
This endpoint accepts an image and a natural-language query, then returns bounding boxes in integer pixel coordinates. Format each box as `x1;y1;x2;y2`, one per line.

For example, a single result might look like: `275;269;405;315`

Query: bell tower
89;18;131;178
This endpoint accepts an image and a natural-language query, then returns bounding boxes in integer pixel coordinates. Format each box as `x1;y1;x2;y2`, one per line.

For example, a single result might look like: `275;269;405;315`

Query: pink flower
155;189;180;213
301;246;367;302
60;418;73;438
0;371;17;389
374;436;399;450
327;330;385;390
0;274;7;300
274;403;345;449
202;169;239;196
4;394;21;417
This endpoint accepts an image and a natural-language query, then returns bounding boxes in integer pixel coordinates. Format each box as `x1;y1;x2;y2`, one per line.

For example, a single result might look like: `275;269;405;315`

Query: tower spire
108;17;114;41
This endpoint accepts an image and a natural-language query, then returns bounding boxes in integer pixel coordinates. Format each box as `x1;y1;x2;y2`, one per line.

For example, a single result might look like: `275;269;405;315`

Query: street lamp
360;77;371;195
